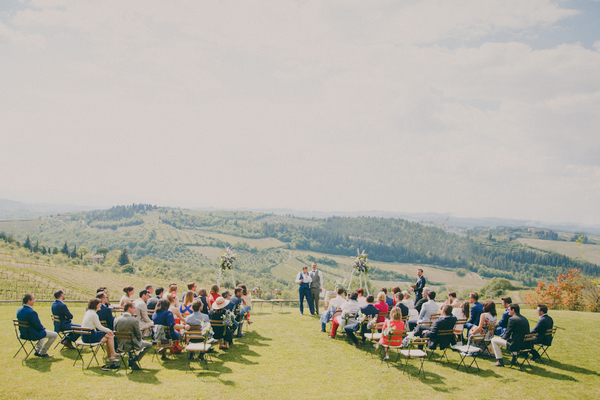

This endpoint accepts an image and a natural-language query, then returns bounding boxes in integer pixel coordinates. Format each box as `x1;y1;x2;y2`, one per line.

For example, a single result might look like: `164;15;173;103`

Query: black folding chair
51;315;73;349
72;327;104;369
512;333;538;371
13;319;37;361
535;328;557;363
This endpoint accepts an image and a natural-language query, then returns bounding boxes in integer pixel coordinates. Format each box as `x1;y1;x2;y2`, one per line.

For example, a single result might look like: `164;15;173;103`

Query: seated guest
443;292;461;308
530;304;554;361
180;291;195;318
51;289;80;348
147;287;163;311
356;288;367;307
134;289;154;336
230;287;250;337
120;285;134;307
166;283;179;305
320;287;347;332
210;296;234;350
186;299;210;327
209;284;220;307
392;292;409;318
408;290;438;331
494;296;512;336
17;293;58;357
344;295;379;346
391;286;401;305
330;292;360;338
97;287;109;305
114;301;152;370
182;282;198;302
145;284;154;296
401;291;415;309
96;291;114;330
491;303;530;367
464;292;483;333
82;298;119;362
152;298;190;358
469;300;497;338
452;301;470;344
167;294;185;324
414;287;431;313
412;305;457;350
237;284;253;324
374;292;389;322
197;288;210;314
375;307;405;360
381;288;394;308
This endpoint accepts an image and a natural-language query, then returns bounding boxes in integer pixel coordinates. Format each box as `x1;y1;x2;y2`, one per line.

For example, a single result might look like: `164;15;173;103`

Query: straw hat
212;296;230;310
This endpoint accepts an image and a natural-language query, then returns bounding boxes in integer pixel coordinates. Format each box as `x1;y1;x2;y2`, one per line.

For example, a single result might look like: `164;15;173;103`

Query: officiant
411;268;426;303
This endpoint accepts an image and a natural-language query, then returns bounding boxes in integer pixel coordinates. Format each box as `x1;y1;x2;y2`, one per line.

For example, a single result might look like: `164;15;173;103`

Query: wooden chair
152;326;173;361
534;328;557;363
13;319;36;360
380;329;407;365
378;310;389;321
430;313;441;321
72;327;105;369
400;337;430;378
327;308;343;333
113;331;140;374
512;333;538;371
453;318;467;342
184;331;212;371
427;329;454;363
454;333;486;373
51;314;73;349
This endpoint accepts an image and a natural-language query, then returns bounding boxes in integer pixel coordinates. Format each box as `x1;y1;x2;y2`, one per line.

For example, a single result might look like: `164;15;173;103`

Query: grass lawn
3;305;599;399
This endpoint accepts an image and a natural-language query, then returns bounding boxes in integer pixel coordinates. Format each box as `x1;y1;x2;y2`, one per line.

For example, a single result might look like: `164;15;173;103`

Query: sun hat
212;296;230;310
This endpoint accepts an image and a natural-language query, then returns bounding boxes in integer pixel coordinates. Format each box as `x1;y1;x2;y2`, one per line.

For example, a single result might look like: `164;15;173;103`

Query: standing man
51;290;80;349
16;294;58;357
114;302;152;371
134;289;154;337
295;266;314;315
491;303;530;367
309;263;323;315
411;268;426;304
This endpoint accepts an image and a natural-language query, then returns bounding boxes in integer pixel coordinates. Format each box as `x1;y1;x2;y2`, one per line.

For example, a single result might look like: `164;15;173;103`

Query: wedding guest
167;284;179;305
412;305;457;351
16;293;58;358
452;301;470;344
82;298;119;362
152;298;190;358
134;289;154;336
381;288;394;308
51;290;80;348
167;294;185;324
114;301;152;370
375;307;405;360
494;296;512;336
414;287;431;313
374;292;389;322
491;303;530;367
186;299;210;327
120;285;134;307
210;296;234;350
344;295;379;346
391;287;401;305
392;292;409;318
330;292;360;338
180;291;195;318
469;300;497;338
320;287;347;332
464;292;483;334
401;291;415;309
182;282;197;302
237;284;253;324
409;291;438;331
197;288;210;314
444;292;461;308
530;304;554;361
209;284;220;307
96;291;114;330
356;288;367;307
147;287;163;311
145;284;154;295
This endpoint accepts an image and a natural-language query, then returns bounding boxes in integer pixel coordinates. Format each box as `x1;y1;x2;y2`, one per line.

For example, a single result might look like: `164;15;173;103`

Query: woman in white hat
210;296;233;350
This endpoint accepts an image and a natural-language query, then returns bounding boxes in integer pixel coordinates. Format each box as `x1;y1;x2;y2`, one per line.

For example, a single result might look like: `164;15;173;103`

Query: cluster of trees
72;204;157;223
525;269;599;312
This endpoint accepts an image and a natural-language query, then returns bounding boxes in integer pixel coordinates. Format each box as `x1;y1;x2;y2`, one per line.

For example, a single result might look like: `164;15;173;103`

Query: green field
2;305;598;399
518;238;600;265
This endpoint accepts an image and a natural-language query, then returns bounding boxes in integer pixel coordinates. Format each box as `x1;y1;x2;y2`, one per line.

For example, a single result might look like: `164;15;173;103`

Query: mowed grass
2;305;599;400
518;238;600;265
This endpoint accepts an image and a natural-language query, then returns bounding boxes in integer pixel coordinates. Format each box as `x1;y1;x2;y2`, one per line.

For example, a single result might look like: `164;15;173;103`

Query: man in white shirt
330;292;360;338
409;291;439;331
295;266;314;315
319;287;347;332
133;289;154;337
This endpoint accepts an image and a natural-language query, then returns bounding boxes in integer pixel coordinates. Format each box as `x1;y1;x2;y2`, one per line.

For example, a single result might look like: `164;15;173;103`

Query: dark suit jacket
385;296;394;308
230;296;244;321
346;304;380;334
415;297;427;313
425;315;457;350
467;302;483;326
502;313;531;352
531;314;553;346
393;303;409;318
495;309;510;335
51;300;74;332
415;276;426;297
146;296;160;311
16;306;47;341
96;304;114;331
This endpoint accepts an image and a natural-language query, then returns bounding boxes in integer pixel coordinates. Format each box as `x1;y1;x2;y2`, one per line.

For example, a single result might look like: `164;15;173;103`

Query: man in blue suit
96;291;114;330
16;293;58;357
344;295;380;346
229;288;249;337
464;292;483;335
51;290;80;348
530;304;554;361
494;296;512;336
381;288;394;308
411;269;426;304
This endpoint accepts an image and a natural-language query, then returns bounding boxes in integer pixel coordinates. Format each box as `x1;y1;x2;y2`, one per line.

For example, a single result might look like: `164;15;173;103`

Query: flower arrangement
201;321;214;344
223;309;236;328
367;316;378;330
219;247;236;271
353;250;369;273
356;310;367;329
383;324;396;338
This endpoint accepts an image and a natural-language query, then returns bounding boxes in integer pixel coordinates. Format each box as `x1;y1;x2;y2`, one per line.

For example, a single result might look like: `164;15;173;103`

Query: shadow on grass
22;356;62;372
536;359;599;377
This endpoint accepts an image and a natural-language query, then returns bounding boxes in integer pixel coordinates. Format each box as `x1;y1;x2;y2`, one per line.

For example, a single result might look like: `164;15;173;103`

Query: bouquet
219;247;236;271
356;310;367;330
367;316;378;330
383;324;396;338
223;309;236;328
353;250;369;273
201;321;213;344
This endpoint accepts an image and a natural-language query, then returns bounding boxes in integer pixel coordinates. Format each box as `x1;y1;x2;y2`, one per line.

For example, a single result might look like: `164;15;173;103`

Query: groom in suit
51;290;80;348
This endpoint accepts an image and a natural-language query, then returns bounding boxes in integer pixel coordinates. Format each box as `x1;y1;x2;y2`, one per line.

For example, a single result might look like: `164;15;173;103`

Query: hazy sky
1;0;599;224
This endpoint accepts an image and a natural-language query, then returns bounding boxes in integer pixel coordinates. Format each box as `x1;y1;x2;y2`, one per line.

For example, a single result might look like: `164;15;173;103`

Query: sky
1;0;599;225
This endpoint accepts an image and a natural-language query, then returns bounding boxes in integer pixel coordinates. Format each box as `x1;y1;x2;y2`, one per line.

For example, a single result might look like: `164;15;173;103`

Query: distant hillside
0;198;97;219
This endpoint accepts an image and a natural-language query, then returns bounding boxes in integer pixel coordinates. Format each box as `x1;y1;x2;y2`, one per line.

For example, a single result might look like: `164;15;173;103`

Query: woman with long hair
237;284;253;324
469;300;497;338
152;298;190;357
180;290;195;318
375;307;405;360
197;287;210;314
81;298;119;362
